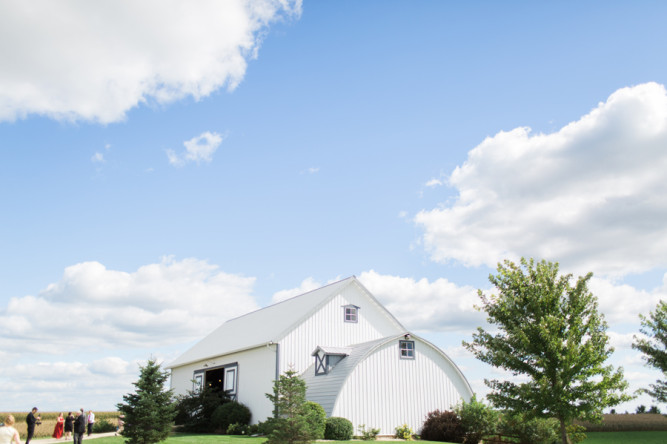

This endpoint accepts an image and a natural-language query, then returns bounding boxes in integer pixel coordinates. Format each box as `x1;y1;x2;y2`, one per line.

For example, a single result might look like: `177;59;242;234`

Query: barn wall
279;284;404;374
332;338;472;435
170;344;277;424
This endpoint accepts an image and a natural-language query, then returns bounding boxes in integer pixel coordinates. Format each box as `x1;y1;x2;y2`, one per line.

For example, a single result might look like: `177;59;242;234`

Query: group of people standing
51;409;95;442
0;407;95;444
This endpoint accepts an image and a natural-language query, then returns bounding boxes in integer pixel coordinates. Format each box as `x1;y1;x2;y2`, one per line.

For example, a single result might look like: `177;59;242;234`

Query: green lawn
82;436;453;444
583;431;667;443
62;431;667;444
90;435;267;444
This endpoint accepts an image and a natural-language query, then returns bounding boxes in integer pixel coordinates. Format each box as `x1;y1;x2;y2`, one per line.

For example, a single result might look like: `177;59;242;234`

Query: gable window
343;305;359;323
399;340;415;359
312;346;350;375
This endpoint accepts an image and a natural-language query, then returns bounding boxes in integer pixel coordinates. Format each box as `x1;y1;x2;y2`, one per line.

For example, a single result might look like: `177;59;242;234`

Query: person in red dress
52;413;64;439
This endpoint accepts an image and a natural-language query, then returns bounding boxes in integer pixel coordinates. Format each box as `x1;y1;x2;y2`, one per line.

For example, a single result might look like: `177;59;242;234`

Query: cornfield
575;413;667;432
0;411;121;439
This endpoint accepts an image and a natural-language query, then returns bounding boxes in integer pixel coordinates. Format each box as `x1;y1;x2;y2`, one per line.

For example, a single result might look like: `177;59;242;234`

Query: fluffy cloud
415;82;667;278
272;277;329;303
0;257;259;353
167;131;225;166
0;356;146;411
270;272;483;333
358;270;483;333
589;276;665;324
0;0;301;123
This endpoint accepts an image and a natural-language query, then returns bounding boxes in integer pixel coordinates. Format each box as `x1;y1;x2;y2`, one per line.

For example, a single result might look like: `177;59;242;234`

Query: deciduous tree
632;300;667;403
464;258;630;444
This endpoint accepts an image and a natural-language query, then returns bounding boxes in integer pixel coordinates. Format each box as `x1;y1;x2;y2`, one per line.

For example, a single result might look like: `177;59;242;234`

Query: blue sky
1;0;667;414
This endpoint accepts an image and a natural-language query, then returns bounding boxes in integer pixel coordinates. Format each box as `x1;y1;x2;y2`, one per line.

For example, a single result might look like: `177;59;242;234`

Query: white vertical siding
170;344;278;424
279;285;404;374
332;338;471;435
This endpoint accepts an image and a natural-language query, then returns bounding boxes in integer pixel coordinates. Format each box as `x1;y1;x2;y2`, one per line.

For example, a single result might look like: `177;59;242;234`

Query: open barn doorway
205;367;225;392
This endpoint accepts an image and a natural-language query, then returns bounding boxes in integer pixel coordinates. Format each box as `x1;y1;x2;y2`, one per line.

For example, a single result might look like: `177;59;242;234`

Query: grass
583;431;667;443
25;431;667;444
53;435;455;444
82;435;267;444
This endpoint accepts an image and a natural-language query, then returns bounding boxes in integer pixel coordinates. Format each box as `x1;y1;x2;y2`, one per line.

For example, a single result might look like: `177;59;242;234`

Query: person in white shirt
0;415;21;444
86;411;95;436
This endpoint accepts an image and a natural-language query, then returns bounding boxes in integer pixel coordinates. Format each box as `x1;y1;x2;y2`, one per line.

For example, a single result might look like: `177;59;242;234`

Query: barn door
224;366;237;398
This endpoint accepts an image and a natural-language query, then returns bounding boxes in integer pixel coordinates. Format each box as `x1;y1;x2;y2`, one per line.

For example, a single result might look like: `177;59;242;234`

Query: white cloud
358;270;483;333
0;356;153;411
425;178;444;188
272;277;323;303
607;331;638;350
91;152;105;163
0;257;259;353
0;0;302;123
589;276;665;324
167;131;225;166
415;82;667;278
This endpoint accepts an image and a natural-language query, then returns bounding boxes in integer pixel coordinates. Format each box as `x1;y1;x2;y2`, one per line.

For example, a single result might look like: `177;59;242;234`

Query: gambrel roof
168;276;406;368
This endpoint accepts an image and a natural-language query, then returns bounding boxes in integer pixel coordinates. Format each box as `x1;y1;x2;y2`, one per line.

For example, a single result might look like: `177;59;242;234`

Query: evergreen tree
632;300;667;403
464;258;630;444
265;369;315;444
117;359;176;444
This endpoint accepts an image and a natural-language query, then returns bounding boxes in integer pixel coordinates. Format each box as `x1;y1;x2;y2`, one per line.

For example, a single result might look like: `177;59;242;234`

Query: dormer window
399;340;415;359
343;304;359;323
312;346;351;375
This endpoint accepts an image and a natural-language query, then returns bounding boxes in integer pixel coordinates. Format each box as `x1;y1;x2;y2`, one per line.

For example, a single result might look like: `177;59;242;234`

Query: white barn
168;276;473;435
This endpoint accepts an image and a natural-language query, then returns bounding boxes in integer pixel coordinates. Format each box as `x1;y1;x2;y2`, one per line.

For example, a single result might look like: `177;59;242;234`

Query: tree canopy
633;299;667;403
117;359;176;444
464;258;630;444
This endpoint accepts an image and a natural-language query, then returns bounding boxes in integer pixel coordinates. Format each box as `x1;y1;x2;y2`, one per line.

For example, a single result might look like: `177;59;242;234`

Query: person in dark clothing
25;408;39;444
64;412;74;440
73;410;86;444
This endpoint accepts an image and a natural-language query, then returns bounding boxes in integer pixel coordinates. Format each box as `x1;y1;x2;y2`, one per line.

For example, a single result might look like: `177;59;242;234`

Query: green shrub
303;401;326;439
566;424;586;444
174;386;231;432
211;401;252;434
499;412;558;444
247;423;260;435
357;424;380;440
454;395;499;444
257;417;282;436
420;410;464;443
394;423;413;440
93;418;117;433
324;417;353;440
227;422;251;435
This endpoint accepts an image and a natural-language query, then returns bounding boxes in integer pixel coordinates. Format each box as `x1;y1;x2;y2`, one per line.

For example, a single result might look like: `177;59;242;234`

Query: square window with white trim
344;305;358;323
399;340;415;359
